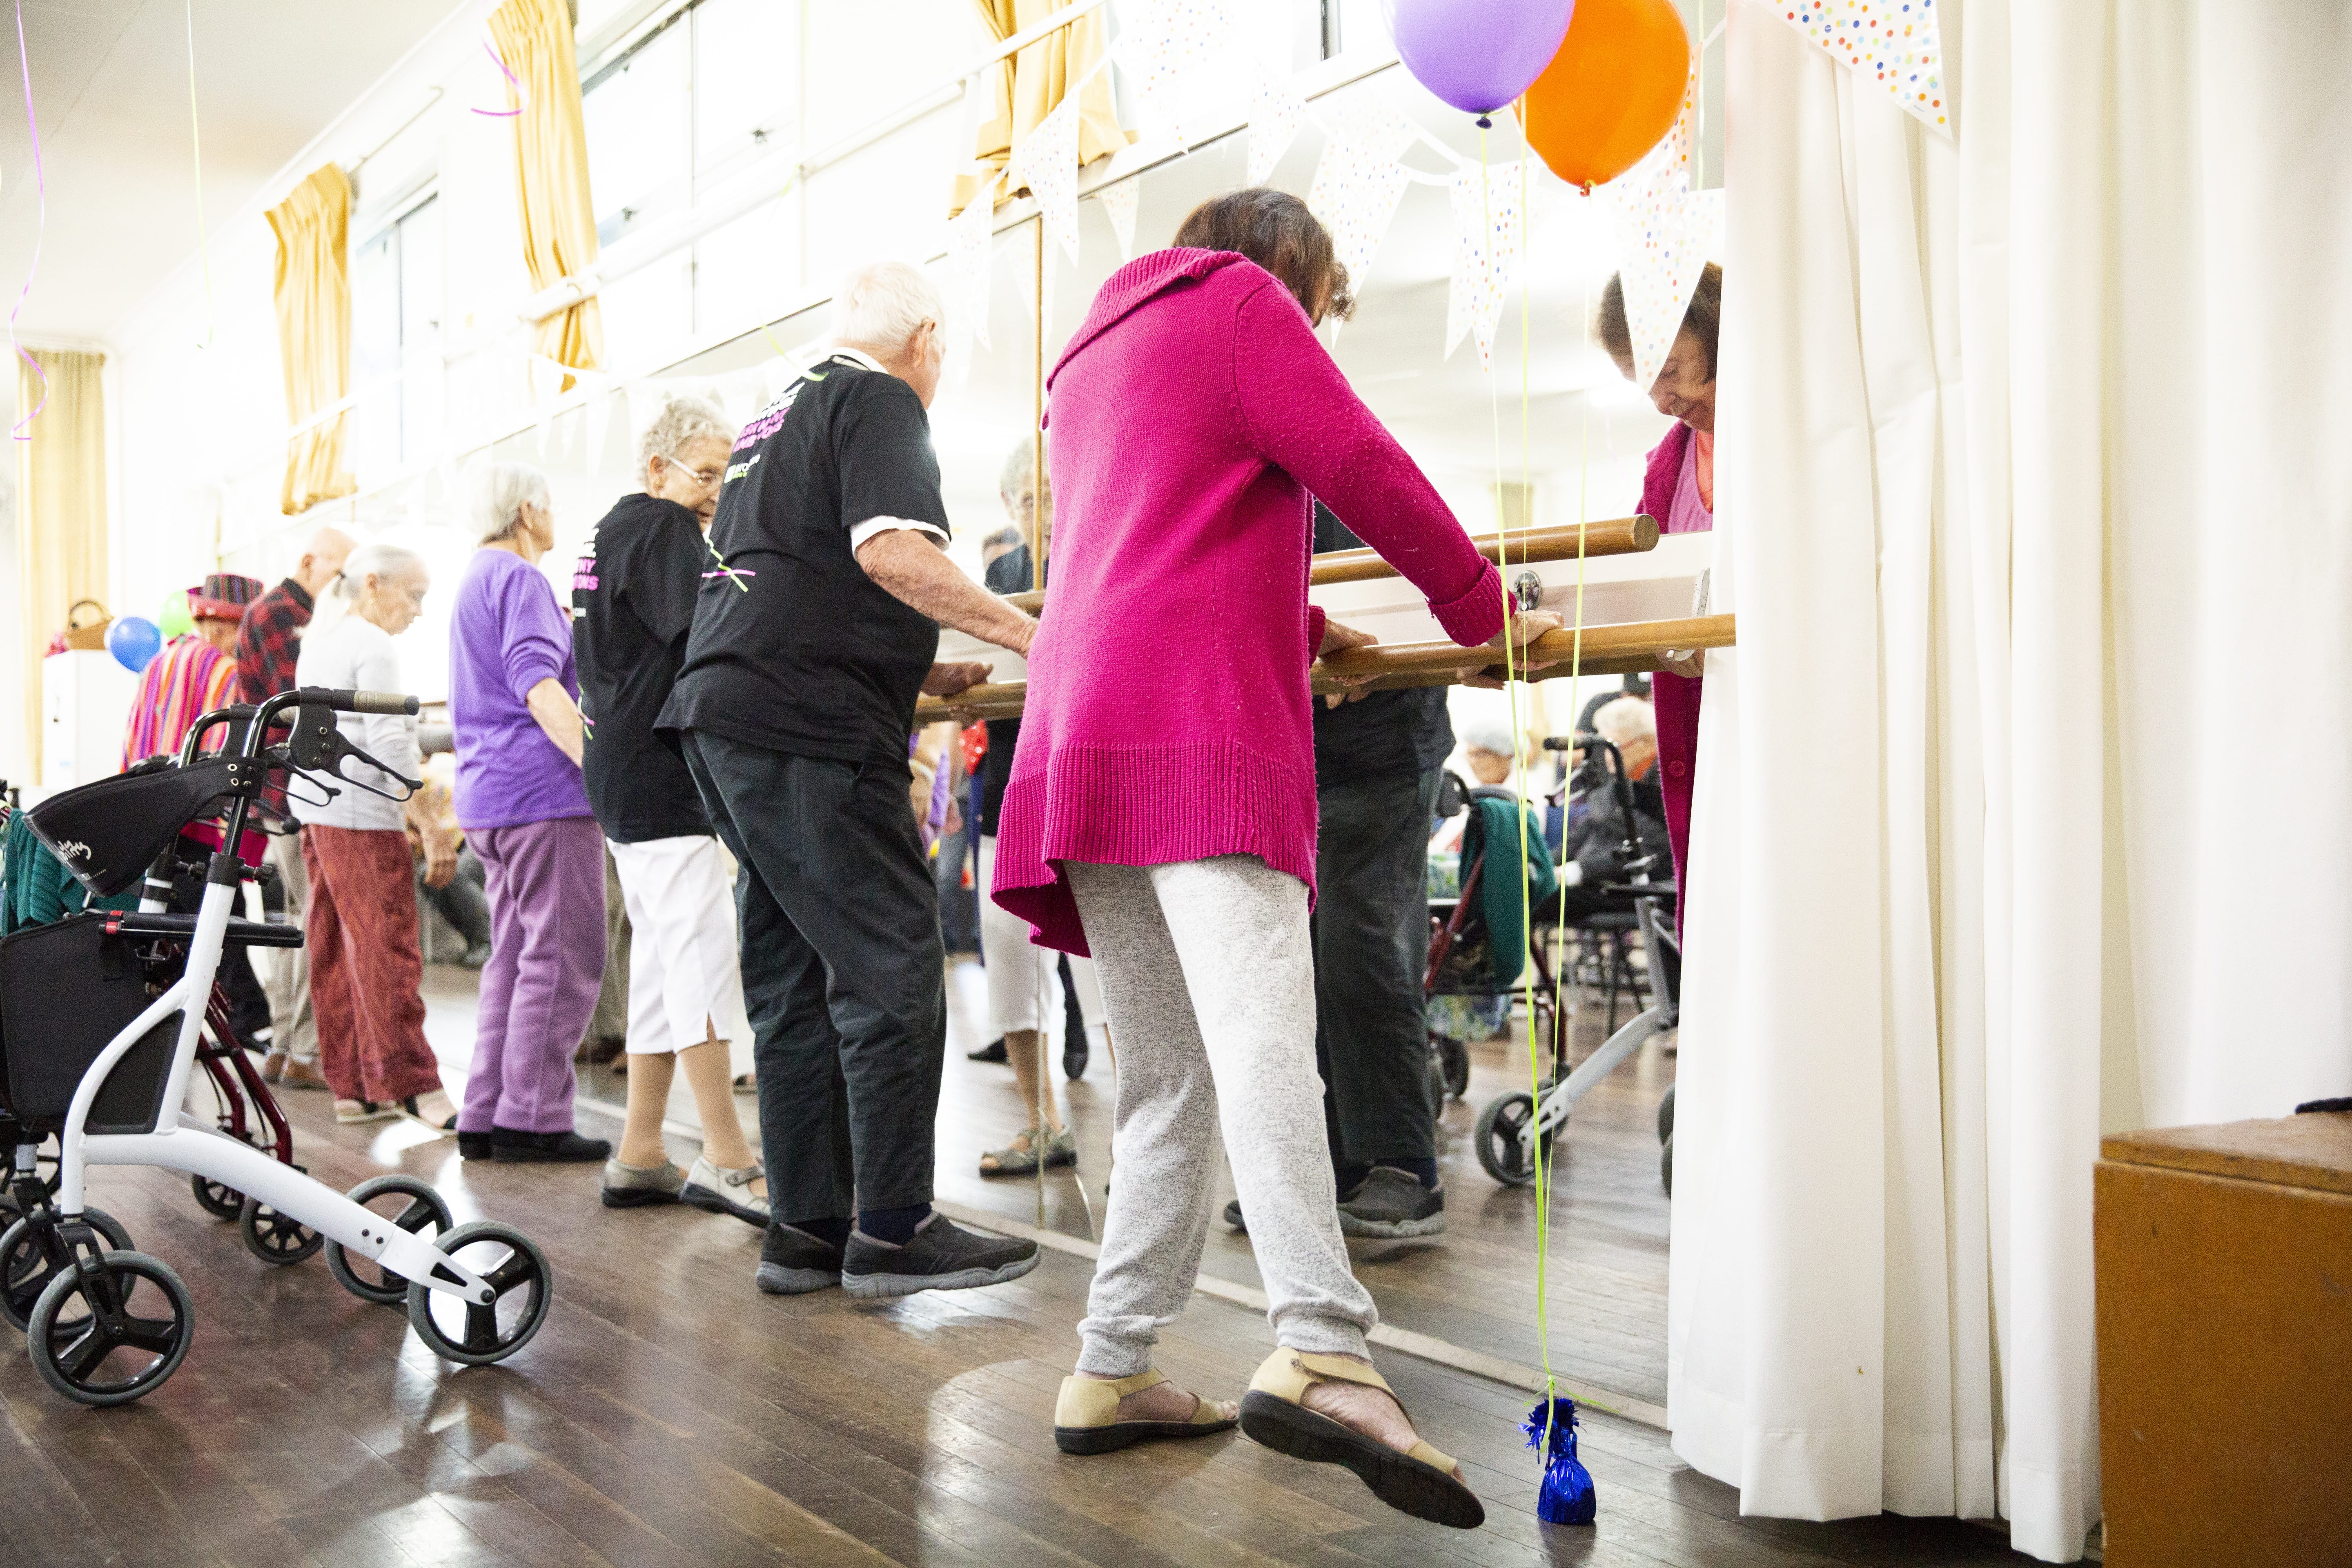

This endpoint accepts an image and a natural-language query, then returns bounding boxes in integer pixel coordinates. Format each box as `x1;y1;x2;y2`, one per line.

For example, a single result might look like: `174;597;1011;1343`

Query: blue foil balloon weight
1523;1397;1596;1525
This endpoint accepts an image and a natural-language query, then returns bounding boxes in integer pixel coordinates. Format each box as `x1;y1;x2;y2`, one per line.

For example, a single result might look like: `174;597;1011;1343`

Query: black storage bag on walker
0;914;181;1135
22;755;243;900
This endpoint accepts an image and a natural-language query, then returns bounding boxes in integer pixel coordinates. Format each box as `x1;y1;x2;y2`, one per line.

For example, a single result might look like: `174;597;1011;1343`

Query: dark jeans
420;844;492;950
1312;766;1441;1173
684;730;947;1221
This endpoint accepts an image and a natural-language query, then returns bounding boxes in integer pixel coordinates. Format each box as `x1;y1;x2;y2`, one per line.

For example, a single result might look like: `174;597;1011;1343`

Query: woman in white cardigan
293;541;459;1128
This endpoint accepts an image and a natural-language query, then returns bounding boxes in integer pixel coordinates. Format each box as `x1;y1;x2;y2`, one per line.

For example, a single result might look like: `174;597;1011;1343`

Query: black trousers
683;730;947;1221
1312;766;1441;1172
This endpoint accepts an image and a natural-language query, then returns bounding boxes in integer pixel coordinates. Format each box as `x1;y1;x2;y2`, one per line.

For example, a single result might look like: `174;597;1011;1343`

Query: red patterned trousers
301;825;444;1104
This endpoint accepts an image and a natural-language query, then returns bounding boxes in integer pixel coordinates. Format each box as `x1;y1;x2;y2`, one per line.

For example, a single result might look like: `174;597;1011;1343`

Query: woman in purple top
448;461;610;1164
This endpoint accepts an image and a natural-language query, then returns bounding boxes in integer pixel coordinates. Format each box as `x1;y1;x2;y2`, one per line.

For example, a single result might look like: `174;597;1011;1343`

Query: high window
349;192;444;480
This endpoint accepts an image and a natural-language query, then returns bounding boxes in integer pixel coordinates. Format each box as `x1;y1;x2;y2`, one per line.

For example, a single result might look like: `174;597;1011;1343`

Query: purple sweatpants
461;816;606;1134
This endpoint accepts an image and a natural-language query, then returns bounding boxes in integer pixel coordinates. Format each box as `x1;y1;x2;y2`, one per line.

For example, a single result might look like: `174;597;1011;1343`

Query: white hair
637;392;735;477
1461;719;1517;758
470;460;552;545
831;261;943;354
1594;695;1658;748
334;541;428;601
1000;437;1040;503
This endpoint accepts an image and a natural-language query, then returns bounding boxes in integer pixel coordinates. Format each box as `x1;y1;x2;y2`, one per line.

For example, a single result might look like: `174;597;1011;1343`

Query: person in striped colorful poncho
121;573;264;768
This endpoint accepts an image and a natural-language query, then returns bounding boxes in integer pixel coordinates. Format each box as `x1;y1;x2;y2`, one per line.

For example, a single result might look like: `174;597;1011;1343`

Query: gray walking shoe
601;1158;686;1209
841;1213;1039;1298
682;1155;768;1228
1336;1167;1447;1238
755;1223;844;1294
978;1125;1075;1177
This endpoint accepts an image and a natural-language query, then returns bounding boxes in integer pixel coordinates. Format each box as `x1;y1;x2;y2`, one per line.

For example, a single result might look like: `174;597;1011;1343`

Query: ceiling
0;0;465;345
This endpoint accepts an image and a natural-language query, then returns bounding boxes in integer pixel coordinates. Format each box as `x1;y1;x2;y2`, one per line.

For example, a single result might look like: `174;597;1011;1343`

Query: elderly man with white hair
236;523;355;1088
573;393;770;1227
1550;695;1670;923
659;260;1042;1300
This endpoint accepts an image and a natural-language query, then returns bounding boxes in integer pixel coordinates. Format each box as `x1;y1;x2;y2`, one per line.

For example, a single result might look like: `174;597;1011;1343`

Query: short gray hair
1594;695;1657;748
336;541;428;601
1461;719;1517;758
831;261;943;354
471;461;552;545
637;393;735;477
999;437;1039;503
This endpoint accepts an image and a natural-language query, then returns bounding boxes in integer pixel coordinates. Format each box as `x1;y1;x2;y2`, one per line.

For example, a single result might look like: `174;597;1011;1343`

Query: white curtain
1667;2;2352;1562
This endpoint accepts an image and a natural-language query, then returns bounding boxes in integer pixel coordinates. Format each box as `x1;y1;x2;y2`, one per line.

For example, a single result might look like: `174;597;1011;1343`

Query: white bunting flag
1248;68;1308;185
1007;92;1082;263
1307;137;1413;296
581;388;613;476
1777;0;1949;134
1445;160;1524;366
1602;144;1708;395
1096;177;1139;263
1111;0;1238;140
947;171;999;352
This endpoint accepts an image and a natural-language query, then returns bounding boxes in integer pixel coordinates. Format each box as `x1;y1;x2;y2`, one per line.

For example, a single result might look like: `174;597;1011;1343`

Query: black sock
855;1203;931;1245
1374;1158;1441;1189
1334;1161;1371;1196
787;1216;851;1250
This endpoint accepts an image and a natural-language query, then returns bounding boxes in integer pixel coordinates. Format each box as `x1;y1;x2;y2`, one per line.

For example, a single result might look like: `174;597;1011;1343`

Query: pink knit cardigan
991;249;1507;955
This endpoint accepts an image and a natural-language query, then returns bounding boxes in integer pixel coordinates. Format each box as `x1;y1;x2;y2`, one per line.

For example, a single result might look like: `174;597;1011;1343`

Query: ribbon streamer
474;36;525;117
184;0;212;348
9;0;48;439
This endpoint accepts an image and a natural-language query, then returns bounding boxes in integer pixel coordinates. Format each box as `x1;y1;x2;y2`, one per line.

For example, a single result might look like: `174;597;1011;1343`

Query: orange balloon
1515;0;1691;191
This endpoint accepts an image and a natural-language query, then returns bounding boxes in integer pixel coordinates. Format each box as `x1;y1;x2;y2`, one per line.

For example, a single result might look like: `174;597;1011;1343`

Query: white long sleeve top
291;615;421;833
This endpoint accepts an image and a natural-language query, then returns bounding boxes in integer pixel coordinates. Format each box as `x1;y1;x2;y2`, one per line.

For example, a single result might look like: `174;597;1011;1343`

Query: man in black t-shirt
658;261;1041;1301
1309;503;1453;1240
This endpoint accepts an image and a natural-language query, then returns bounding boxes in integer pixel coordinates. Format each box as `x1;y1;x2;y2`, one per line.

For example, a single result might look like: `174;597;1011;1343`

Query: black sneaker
491;1127;612;1163
755;1222;845;1295
967;1037;1008;1064
1063;1030;1090;1081
841;1213;1040;1299
1223;1198;1246;1233
1337;1167;1447;1238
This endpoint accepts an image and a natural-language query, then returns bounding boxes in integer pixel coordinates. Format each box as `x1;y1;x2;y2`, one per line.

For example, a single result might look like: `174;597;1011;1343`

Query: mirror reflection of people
449;462;611;1165
989;189;1559;1526
1596;263;1719;903
659;261;1042;1301
292;542;458;1131
971;440;1106;1178
238;525;354;1091
574;394;772;1226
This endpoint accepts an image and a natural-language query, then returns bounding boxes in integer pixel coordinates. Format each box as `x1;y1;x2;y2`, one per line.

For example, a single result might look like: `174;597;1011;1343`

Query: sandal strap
1056;1368;1166;1427
1247;1349;1411;1419
1405;1438;1459;1474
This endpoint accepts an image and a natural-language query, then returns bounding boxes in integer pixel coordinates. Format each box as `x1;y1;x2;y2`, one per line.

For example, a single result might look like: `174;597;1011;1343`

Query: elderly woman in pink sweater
993;190;1557;1528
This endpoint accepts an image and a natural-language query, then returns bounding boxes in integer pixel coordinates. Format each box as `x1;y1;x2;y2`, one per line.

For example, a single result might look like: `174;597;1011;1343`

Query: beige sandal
1054;1368;1237;1454
1238;1349;1484;1529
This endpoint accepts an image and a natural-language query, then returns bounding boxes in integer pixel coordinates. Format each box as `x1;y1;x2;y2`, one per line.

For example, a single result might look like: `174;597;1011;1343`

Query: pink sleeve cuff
1428;561;1506;648
1305;604;1327;664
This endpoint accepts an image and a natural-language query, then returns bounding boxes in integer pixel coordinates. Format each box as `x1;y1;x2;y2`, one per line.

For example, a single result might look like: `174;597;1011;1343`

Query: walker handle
310;688;421;717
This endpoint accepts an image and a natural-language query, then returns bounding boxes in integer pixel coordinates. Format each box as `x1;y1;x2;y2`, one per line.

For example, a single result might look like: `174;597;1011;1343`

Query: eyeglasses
659;452;725;488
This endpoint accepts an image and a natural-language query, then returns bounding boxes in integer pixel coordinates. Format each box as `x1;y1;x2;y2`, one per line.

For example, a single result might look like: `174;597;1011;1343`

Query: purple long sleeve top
450;547;593;832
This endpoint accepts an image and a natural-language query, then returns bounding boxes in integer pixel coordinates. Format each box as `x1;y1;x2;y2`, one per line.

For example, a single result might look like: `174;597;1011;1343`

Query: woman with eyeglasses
292;541;459;1130
571;396;769;1226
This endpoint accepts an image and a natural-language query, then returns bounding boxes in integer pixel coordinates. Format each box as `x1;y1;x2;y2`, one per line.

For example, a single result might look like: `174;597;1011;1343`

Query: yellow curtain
16;348;109;780
266;163;358;515
489;0;603;387
951;0;1131;215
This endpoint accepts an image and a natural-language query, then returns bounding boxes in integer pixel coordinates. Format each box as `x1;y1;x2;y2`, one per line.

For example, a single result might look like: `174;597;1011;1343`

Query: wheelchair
1422;770;1568;1109
1470;733;1680;1195
0;687;550;1406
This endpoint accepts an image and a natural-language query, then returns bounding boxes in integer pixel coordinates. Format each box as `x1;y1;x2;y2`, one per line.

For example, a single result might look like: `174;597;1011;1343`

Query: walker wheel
1656;1082;1676;1143
327;1176;454;1307
1;1207;134;1333
191;1174;245;1221
238;1195;323;1266
27;1250;194;1407
406;1221;551;1367
1661;1131;1673;1196
1474;1091;1552;1187
1439;1035;1472;1101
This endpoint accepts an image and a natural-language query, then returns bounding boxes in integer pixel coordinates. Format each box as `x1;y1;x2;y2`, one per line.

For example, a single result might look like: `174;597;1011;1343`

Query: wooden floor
0;958;2040;1566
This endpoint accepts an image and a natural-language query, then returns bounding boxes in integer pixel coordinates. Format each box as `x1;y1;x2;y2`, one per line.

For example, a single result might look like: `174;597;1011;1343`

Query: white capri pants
978;834;1105;1039
608;834;754;1077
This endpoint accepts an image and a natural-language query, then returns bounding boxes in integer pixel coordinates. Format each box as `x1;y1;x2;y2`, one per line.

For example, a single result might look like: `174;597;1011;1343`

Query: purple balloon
1385;0;1577;117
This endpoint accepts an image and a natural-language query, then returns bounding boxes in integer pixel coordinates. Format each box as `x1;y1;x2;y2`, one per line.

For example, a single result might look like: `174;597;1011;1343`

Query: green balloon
157;590;194;639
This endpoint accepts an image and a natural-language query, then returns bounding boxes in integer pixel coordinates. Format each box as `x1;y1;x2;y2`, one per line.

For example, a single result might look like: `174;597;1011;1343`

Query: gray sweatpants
263;831;317;1064
1067;855;1379;1377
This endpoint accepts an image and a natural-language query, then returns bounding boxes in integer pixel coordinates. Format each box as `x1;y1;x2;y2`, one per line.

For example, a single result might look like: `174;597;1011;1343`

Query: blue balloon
107;615;163;674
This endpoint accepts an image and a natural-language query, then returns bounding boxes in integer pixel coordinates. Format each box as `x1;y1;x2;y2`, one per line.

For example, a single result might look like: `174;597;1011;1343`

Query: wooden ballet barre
912;613;1735;724
995;515;1660;614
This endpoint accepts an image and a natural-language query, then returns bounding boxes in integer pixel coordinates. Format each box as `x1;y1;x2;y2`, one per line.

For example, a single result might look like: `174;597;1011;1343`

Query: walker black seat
0;913;180;1134
23;755;246;898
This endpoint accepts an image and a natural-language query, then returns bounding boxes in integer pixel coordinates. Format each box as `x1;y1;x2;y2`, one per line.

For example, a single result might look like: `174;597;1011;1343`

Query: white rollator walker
1473;731;1681;1195
4;686;551;1405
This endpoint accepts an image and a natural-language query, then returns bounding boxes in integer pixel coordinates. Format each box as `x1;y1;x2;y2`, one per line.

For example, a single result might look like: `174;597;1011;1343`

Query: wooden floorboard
0;959;2037;1566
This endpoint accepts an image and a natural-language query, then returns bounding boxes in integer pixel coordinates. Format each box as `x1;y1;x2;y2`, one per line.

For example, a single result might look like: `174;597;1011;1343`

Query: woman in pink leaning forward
991;189;1559;1528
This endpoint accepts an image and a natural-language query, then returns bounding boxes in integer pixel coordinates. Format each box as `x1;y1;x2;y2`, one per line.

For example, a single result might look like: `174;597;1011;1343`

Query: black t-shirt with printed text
572;492;712;842
657;354;952;767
